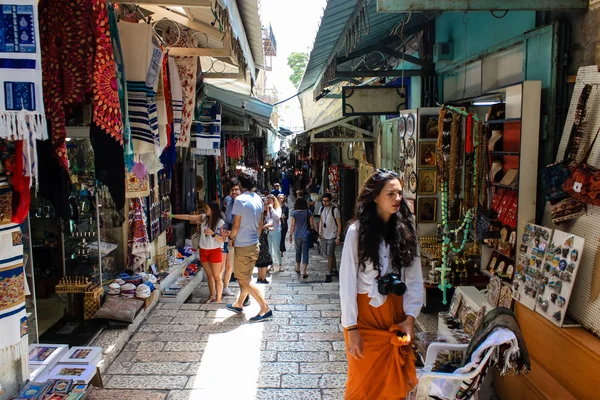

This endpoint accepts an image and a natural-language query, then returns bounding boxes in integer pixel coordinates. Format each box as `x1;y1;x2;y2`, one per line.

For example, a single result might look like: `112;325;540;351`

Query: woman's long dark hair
353;170;417;272
206;201;224;231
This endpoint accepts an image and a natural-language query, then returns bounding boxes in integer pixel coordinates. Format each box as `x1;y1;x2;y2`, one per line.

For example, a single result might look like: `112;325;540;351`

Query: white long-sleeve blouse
339;222;424;328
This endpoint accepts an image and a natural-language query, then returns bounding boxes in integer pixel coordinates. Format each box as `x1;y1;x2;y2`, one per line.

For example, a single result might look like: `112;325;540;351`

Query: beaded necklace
435;105;484;304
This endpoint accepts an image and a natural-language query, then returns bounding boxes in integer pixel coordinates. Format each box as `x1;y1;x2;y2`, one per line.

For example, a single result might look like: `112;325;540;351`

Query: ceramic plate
398;116;406;137
406;114;415;137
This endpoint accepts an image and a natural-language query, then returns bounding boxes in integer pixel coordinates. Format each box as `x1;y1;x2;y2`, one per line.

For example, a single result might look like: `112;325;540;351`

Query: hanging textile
226;138;244;159
0;173;27;376
191;102;222;156
39;0;123;215
118;21;163;156
174;57;197;148
155;68;168;153
107;2;133;168
127;197;150;270
125;158;150;198
168;57;183;141
159;55;176;177
90;0;124;211
0;1;47;144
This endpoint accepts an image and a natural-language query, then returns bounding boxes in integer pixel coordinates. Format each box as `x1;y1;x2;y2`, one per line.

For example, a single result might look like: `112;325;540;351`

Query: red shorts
200;248;223;263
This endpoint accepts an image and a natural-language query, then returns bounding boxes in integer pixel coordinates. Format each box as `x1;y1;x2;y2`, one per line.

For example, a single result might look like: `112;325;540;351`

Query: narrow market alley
90;243;346;400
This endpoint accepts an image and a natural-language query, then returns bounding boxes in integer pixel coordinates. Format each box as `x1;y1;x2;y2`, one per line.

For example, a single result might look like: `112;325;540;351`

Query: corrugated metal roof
236;0;265;69
299;0;434;93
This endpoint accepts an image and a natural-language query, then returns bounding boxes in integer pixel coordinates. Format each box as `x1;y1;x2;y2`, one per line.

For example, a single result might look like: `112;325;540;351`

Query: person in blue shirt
226;168;273;322
221;178;241;297
270;182;282;197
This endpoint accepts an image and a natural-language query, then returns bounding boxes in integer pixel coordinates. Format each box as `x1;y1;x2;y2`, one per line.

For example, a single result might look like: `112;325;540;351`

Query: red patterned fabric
40;0;122;169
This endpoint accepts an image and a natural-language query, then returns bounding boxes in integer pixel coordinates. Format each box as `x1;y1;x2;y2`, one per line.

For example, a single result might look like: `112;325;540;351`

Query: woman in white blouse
340;169;423;399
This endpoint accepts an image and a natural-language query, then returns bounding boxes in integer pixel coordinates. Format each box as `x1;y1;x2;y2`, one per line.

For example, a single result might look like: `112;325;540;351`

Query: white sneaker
222;287;235;297
278;265;284;272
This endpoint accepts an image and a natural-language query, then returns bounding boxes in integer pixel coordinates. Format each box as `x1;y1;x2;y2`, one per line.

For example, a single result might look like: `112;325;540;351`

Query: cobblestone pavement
95;242;347;400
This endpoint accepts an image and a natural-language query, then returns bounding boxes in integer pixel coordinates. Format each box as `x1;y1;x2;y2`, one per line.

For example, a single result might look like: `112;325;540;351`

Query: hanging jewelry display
406;137;416;159
434;105;483;305
406;114;415;136
449;113;460;206
398;116;406;137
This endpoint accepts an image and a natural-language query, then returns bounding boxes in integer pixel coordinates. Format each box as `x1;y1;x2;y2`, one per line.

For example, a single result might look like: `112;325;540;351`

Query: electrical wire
490;10;509;18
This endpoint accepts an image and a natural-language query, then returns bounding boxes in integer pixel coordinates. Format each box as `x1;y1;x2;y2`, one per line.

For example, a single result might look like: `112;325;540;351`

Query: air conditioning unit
434;42;453;62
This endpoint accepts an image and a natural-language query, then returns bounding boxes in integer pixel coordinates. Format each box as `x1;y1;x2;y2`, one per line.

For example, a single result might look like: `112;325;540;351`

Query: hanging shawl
168;57;183;141
118;21;162;157
39;0;123;216
90;0;124;211
160;56;177;178
430;307;530;400
107;2;133;169
191;102;222;156
0;170;28;376
0;0;47;201
174;57;197;148
0;1;47;143
127;197;150;270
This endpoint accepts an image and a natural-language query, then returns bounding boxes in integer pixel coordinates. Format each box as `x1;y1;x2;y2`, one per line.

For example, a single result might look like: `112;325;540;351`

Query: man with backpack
318;193;341;283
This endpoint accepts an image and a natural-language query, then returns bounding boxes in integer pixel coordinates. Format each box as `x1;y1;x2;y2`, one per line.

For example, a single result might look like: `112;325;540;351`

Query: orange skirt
344;293;417;400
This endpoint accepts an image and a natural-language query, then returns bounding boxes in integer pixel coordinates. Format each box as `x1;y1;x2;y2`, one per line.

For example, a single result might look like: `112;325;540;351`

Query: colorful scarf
127;197;150;270
0;1;47;144
174;57;197;148
107;2;133;168
39;0;123;215
0;1;47;201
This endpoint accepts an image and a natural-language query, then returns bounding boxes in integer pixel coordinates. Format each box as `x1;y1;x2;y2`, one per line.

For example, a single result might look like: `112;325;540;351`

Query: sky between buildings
260;0;327;132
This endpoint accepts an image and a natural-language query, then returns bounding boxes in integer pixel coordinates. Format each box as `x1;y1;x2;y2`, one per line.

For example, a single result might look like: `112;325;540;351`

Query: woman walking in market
267;194;284;272
256;197;274;284
278;194;289;269
289;197;314;279
340;169;423;399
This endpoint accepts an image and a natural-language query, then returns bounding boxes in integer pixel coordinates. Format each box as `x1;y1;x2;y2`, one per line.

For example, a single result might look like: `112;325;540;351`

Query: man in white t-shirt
226;168;272;322
319;193;341;283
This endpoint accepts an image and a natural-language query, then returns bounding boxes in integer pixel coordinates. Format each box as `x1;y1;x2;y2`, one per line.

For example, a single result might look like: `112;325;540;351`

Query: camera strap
375;244;402;281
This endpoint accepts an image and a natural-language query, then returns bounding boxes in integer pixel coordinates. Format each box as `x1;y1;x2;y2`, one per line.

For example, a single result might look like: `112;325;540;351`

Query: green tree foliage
287;52;309;88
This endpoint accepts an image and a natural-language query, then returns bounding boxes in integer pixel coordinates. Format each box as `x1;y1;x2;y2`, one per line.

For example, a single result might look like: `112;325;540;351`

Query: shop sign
342;86;407;116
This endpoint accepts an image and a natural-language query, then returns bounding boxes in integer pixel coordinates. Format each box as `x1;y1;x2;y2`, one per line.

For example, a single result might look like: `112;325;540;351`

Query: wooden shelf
487;118;522;125
482;243;516;261
490;151;520;156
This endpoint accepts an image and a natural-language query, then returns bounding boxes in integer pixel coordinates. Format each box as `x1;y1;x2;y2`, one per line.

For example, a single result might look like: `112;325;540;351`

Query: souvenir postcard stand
536;230;584;327
513;223;553;311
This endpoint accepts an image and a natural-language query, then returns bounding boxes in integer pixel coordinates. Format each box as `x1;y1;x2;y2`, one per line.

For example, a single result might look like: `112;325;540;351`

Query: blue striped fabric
127;81;160;153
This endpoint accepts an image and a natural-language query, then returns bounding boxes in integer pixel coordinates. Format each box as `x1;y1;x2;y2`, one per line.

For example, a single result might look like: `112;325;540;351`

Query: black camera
377;273;407;296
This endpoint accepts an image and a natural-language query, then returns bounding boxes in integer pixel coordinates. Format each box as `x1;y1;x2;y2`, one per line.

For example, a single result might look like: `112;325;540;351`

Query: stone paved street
93;241;347;400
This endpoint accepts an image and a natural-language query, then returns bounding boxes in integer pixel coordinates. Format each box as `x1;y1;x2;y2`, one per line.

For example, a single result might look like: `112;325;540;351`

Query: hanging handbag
191;220;202;250
563;126;600;206
551;198;586;224
543;84;593;203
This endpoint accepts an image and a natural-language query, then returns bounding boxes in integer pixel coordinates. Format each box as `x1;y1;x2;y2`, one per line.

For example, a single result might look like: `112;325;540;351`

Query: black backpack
319;205;338;229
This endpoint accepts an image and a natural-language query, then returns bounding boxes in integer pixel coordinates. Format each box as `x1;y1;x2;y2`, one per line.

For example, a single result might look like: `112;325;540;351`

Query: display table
158;255;204;303
495;302;600;400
